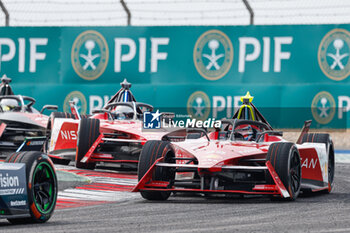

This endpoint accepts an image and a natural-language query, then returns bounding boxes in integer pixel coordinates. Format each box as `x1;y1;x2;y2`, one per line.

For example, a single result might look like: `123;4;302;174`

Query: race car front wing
79;133;146;164
133;158;290;198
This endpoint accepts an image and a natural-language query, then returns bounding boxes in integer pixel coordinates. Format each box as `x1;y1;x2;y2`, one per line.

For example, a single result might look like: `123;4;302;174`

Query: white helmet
0;99;19;112
112;105;134;120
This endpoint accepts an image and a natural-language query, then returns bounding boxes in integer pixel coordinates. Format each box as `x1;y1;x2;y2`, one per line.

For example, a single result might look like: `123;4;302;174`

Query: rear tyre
266;142;301;201
302;133;334;193
75;118;99;169
138;140;175;201
5;152;57;224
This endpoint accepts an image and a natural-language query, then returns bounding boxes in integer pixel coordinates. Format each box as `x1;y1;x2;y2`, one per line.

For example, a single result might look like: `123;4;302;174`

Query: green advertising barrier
59;25;350;85
1;25;350;128
0;27;60;84
13;83;349;129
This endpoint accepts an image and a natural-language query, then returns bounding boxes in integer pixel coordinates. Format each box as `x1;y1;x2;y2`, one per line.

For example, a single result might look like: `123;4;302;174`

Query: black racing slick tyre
138;140;175;201
75;118;99;170
5;151;57;224
266;142;301;201
302;133;335;193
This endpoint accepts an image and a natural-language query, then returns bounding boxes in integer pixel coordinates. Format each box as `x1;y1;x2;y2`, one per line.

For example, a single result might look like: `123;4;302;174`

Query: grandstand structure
0;0;349;27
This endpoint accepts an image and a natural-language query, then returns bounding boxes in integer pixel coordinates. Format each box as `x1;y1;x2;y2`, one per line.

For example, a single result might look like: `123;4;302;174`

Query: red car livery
47;80;172;169
133;93;334;201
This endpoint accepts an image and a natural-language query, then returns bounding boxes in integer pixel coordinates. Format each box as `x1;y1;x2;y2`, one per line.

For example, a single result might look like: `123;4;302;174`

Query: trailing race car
48;79;173;169
133;92;335;201
0;75;58;159
1;151;57;224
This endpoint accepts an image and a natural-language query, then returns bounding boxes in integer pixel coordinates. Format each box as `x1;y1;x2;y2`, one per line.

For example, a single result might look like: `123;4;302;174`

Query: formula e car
48;79;173;169
0;75;58;159
1;151;57;224
133;92;335;201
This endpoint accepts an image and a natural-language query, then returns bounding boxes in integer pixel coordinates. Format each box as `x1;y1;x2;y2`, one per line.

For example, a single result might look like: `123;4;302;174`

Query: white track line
90;177;138;186
336;153;350;163
57;165;139;202
58;189;138;201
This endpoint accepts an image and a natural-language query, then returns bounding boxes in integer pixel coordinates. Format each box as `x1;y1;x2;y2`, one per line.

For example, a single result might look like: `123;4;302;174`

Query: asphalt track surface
1;163;350;233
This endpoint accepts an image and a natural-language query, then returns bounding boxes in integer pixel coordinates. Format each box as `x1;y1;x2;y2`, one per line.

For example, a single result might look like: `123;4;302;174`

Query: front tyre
138;140;175;201
5;151;57;224
266;142;301;201
75;118;99;169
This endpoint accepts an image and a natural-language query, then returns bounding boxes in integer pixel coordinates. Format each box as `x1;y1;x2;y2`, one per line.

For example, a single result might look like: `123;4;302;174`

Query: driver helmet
241;125;254;141
0;99;19;112
112;105;134;120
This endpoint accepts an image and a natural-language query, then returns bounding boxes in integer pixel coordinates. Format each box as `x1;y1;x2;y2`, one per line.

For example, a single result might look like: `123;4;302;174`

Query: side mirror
40;105;58;114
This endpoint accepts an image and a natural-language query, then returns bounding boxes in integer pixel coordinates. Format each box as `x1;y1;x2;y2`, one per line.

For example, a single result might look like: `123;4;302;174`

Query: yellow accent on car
237;92;255;120
240;91;254;103
237;105;255;121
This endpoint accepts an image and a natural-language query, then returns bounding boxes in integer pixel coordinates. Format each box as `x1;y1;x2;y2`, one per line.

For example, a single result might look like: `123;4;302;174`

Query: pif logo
318;29;350;81
311;91;336;124
193;30;233;81
63;91;87;114
187;91;211;121
71;30;109;80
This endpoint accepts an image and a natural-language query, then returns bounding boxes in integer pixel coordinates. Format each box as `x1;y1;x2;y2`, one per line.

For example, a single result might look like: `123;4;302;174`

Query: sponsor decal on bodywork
50;118;79;152
298;143;328;183
10;200;26;206
0;163;29;216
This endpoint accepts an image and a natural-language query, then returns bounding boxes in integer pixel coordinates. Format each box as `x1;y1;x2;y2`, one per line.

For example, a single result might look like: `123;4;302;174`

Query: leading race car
0;151;57;224
48;79;174;169
0;75;58;159
133;92;335;201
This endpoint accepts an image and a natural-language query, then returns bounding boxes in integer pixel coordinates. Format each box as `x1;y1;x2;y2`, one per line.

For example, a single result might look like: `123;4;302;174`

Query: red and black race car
0;75;58;159
48;79;173;169
133;93;334;201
